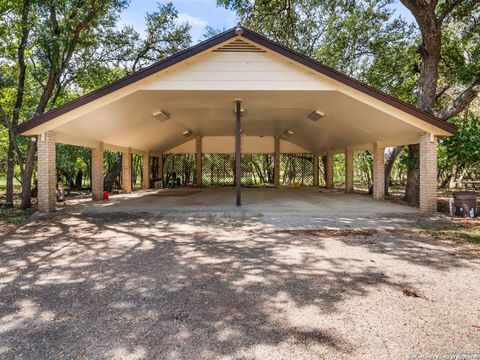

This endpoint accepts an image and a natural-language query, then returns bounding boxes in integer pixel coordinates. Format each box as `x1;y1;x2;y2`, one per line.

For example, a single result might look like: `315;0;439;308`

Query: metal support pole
235;100;241;206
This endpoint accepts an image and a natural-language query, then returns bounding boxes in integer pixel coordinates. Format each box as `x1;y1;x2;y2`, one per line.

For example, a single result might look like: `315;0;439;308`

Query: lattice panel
202;154;235;186
280;153;314;186
241;154;274;186
162;154;196;186
161;153;314;187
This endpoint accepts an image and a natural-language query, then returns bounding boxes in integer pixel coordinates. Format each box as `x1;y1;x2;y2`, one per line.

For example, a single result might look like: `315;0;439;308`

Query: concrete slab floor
59;187;431;231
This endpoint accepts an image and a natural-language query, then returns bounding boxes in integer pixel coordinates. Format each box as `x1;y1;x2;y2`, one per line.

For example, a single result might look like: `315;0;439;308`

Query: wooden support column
37;132;56;212
196;136;202;187
91;142;104;200
372;142;385;200
142;151;149;189
122;147;132;193
274;136;280;186
313;154;319;186
326;151;334;189
345;147;354;193
235;100;241;206
419;132;438;212
157;154;163;182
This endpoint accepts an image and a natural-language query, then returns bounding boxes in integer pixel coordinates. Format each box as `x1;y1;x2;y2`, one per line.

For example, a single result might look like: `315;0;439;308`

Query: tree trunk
20;141;36;209
321;155;327;185
104;155;122;193
404;144;420;206
75;170;83;189
5;139;15;207
384;146;403;195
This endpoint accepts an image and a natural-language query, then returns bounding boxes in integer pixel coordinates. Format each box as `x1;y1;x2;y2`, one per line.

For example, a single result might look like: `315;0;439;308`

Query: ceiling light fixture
182;130;192;137
308;110;325;121
235;24;244;35
284;130;294;137
153;110;170;121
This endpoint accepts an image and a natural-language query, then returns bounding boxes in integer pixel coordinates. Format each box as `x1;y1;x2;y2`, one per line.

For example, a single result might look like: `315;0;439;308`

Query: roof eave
16;26;457;136
240;29;457;136
16;27;239;135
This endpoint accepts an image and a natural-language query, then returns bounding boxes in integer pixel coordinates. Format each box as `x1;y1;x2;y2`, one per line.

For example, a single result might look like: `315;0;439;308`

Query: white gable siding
142;51;336;91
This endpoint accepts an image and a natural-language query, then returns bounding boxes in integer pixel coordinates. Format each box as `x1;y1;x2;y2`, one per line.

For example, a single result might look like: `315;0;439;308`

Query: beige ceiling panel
50;89;428;153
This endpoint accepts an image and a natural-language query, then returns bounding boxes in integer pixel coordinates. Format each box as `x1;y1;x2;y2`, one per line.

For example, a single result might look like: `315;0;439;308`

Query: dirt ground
1;207;479;359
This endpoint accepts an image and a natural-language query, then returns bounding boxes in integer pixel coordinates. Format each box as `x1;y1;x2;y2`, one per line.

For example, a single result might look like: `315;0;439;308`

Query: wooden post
235;100;241;206
345;147;354;193
326;151;334;189
313;154;319;186
274;136;280;186
157;154;163;182
196;136;202;187
142;151;149;189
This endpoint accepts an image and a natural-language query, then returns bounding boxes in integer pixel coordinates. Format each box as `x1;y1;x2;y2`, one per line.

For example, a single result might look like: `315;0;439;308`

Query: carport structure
17;26;456;212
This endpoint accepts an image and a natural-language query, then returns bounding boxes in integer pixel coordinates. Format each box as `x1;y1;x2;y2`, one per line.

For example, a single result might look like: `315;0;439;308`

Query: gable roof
16;26;457;135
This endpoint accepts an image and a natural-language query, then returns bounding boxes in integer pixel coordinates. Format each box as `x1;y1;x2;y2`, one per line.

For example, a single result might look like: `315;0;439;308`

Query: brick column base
37;132;56;212
345;147;354;193
419;133;437;212
91;142;104;200
373;143;385;200
122;148;132;193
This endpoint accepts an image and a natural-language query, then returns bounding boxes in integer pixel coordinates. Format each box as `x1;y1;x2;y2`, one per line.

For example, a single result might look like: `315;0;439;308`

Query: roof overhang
16;26;457;154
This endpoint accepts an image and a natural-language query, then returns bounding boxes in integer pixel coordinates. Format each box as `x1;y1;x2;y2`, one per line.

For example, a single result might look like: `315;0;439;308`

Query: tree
1;0;130;208
0;1;191;208
392;0;480;204
218;0;480;203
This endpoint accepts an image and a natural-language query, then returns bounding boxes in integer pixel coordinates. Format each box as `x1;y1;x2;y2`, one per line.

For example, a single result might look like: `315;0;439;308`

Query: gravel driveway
1;211;479;359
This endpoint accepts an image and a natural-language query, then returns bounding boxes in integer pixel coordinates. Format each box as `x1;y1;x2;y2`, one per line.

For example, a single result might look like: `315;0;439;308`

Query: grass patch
424;222;480;245
0;208;36;226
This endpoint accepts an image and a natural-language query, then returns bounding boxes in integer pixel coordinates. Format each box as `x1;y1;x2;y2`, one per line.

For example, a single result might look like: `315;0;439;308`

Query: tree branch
35;0;108;115
0;105;25;175
435;84;451;100
437;0;480;24
436;77;480;120
12;0;32;127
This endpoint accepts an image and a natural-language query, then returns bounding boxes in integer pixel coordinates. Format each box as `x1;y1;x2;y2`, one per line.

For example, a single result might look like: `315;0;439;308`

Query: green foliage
355;151;373;187
0;0;192;202
441;111;480;172
0;126;7;178
55;144;91;189
203;26;228;39
218;0;414;85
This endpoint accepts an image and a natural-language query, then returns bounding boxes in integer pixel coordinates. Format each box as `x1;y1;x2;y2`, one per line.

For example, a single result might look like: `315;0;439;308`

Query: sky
120;0;415;43
119;0;237;43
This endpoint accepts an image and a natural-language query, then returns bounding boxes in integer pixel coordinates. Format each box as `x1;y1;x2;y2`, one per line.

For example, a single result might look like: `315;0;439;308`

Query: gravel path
1;211;479;359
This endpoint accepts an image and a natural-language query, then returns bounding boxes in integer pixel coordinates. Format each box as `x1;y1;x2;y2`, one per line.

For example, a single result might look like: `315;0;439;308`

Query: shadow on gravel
0;212;472;358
